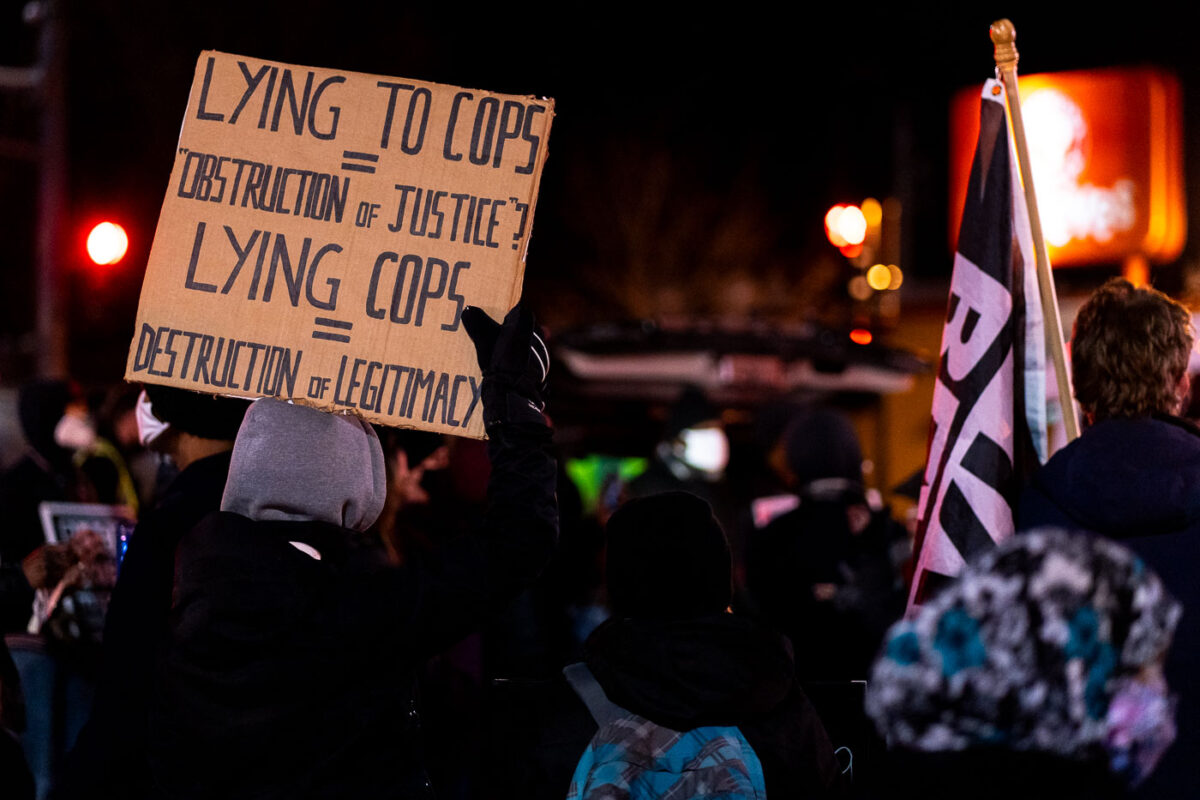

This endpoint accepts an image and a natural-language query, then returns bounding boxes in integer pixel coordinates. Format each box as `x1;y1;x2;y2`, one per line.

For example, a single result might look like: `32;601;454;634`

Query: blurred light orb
848;274;873;301
87;222;128;266
825;205;849;247
850;328;873;345
861;197;883;229
866;264;892;291
825;203;868;248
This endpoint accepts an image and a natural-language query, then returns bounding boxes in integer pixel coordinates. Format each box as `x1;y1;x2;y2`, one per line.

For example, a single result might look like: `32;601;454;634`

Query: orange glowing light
866;264;892;291
86;222;128;266
838;206;867;245
848;275;872;301
825;204;868;248
949;67;1184;267
849;328;873;345
861;197;883;229
825;205;849;247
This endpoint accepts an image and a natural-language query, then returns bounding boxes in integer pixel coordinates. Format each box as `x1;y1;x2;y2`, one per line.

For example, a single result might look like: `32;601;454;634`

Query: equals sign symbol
341;150;379;174
312;317;353;343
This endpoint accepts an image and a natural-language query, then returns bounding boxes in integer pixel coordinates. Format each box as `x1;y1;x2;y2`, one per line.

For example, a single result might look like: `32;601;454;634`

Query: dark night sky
0;2;1197;381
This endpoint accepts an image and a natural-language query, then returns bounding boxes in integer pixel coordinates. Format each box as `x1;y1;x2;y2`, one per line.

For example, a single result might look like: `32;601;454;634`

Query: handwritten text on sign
125;51;554;439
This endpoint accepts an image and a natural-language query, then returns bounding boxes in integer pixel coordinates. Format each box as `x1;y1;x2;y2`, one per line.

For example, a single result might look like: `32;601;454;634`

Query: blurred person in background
50;386;248;800
0;636;34;799
0;379;111;797
102;385;157;507
1018;278;1200;799
625;386;729;502
73;386;144;515
371;428;452;565
625;386;740;558
746;406;906;682
0;380;91;634
866;529;1180;799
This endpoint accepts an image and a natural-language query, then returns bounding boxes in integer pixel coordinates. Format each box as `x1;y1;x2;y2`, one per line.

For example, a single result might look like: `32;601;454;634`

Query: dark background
0;2;1197;383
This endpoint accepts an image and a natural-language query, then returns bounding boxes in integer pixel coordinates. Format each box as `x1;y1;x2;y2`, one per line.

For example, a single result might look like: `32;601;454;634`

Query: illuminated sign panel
949;67;1184;266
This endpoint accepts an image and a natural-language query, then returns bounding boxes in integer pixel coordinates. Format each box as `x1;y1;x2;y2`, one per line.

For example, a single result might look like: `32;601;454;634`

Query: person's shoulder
1088;414;1200;444
1035;415;1200;474
1066;416;1200;473
1147;413;1200;443
172;450;234;491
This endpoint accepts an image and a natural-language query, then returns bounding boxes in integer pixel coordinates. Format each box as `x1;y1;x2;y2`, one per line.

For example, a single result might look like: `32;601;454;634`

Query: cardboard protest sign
125;51;554;438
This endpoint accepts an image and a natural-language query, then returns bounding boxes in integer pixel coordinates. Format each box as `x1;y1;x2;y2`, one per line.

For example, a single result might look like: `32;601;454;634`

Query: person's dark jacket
748;500;906;682
496;613;845;799
1018;414;1200;800
51;451;233;800
146;419;557;800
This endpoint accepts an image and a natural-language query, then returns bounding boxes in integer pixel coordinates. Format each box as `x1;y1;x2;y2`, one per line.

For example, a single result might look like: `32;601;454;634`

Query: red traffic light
86;222;128;266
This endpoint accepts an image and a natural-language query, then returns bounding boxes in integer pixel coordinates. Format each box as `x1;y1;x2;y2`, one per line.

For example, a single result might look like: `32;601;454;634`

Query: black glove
461;304;549;428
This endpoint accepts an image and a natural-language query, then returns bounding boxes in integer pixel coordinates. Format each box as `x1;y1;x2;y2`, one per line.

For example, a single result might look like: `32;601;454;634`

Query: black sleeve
399;421;559;657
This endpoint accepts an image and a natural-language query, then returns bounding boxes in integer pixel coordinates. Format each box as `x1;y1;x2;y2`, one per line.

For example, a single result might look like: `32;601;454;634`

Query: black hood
1025;415;1200;537
584;614;794;730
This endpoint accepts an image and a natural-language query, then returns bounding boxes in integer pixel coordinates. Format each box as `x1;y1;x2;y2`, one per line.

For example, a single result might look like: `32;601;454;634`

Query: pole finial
990;19;1018;70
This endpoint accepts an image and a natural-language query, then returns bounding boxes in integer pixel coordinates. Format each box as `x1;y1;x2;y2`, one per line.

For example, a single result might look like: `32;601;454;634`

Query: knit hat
221;399;386;531
866;529;1179;773
782;406;863;489
606;491;731;619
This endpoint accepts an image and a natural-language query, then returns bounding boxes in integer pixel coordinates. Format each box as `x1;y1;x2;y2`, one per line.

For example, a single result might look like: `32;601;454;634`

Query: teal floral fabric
866;530;1179;759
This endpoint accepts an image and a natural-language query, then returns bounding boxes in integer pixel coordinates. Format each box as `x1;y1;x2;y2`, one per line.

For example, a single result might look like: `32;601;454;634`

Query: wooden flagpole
990;19;1081;441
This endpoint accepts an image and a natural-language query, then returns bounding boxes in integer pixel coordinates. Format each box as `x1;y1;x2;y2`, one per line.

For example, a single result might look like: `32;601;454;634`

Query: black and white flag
908;79;1048;608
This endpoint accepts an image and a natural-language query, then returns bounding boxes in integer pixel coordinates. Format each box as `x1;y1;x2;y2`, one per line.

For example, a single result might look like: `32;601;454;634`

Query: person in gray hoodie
146;305;557;800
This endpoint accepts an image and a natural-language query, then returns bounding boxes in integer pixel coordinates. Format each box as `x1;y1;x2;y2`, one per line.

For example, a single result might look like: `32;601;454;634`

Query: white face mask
678;427;729;477
54;412;96;451
135;390;170;447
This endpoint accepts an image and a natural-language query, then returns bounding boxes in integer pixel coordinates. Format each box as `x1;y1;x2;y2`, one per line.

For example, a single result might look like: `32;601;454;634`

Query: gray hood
221;399;386;531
